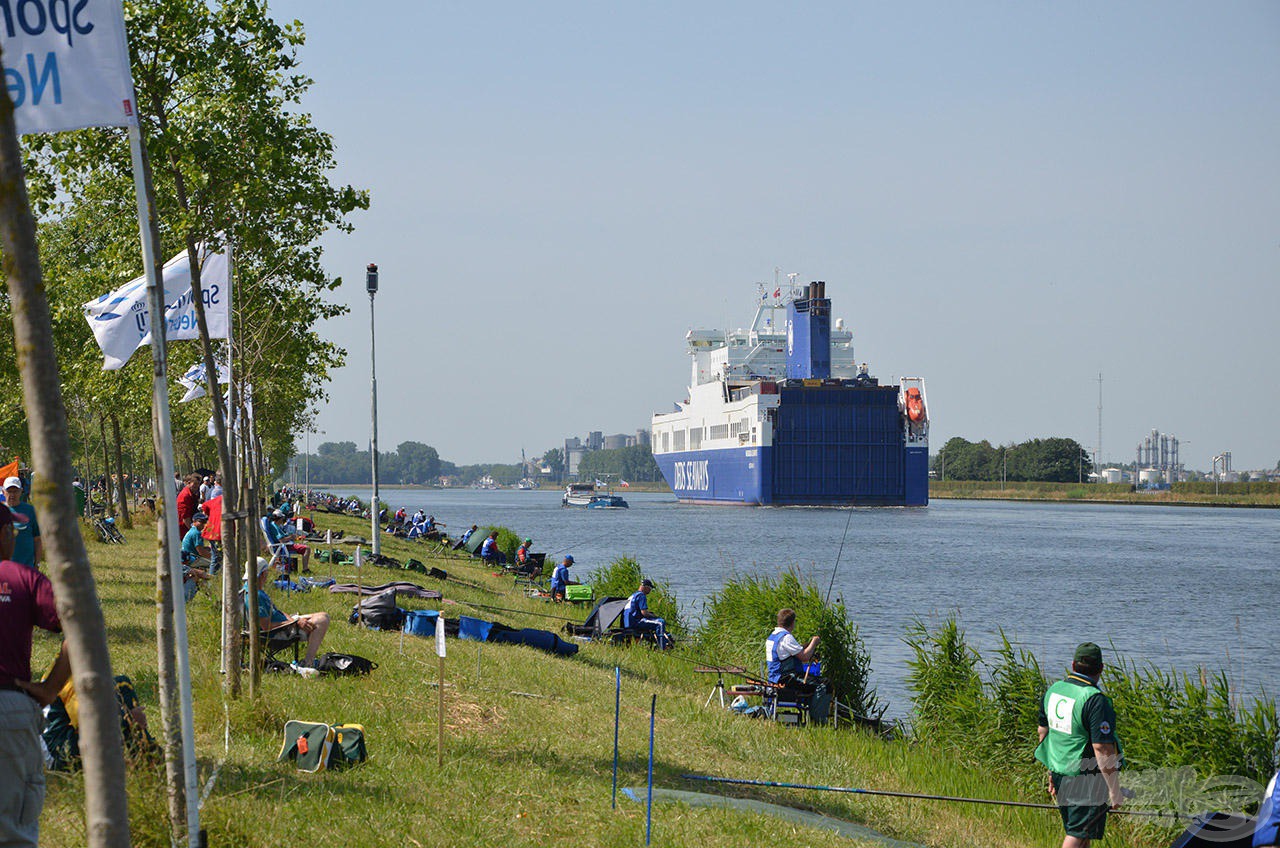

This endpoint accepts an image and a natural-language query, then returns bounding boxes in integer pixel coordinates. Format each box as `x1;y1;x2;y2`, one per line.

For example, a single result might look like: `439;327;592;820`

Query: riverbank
930;480;1280;507
36;511;1185;848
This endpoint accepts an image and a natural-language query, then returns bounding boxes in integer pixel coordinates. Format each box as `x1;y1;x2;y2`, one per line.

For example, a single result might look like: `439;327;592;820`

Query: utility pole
367;263;381;557
1096;372;1103;473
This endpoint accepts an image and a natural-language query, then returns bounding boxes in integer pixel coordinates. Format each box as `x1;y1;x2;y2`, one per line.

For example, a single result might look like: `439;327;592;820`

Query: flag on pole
0;457;19;482
83;245;231;370
177;360;230;403
2;0;137;136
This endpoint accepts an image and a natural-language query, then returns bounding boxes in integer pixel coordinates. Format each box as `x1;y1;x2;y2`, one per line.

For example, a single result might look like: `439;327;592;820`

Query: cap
640;578;654;588
271;509;285;519
256;556;271;576
524;538;532;545
1073;642;1103;669
3;476;20;490
192;512;208;522
563;555;574;564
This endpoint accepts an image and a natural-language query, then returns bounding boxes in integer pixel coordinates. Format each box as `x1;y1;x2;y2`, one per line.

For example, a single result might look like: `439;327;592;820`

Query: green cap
1073;642;1103;668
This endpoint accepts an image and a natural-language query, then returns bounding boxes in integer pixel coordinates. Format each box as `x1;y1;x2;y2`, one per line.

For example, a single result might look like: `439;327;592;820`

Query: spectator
623;578;672;649
3;476;40;570
43;675;159;771
176;473;201;537
179;513;211;602
2;519;71;847
549;555;574;601
207;474;223;499
199;491;223;575
265;509;311;573
246;557;329;669
198;475;211;502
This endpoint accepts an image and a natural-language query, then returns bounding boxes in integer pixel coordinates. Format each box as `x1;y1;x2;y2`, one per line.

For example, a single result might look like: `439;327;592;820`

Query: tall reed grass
587;555;686;638
906;615;1278;791
696;569;880;718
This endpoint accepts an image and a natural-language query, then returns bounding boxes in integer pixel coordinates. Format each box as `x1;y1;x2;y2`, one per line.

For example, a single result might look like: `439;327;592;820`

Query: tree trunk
77;408;92;515
109;413;130;528
97;413;113;518
0;57;132;847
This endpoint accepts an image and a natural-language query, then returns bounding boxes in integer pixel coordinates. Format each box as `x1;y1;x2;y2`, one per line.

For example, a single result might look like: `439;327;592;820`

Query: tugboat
562;481;629;509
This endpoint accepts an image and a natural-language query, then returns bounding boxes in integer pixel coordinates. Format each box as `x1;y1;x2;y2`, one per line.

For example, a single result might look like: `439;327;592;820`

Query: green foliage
575;445;661;482
1172;481;1280;496
697;570;879;718
934;436;1092;483
905;617;1279;787
588;556;685;639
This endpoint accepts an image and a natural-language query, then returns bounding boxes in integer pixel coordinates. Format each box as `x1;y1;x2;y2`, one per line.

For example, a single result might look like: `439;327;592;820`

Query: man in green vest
1035;642;1123;847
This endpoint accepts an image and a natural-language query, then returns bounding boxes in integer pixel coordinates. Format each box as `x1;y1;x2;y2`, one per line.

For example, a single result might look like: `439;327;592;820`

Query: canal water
329;487;1278;716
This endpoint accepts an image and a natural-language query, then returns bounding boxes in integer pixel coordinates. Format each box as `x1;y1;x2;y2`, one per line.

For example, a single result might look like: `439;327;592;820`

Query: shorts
289;543;308;555
1051;772;1109;840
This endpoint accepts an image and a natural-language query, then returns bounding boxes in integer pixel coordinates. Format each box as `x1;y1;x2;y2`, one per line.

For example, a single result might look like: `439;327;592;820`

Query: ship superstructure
650;281;929;505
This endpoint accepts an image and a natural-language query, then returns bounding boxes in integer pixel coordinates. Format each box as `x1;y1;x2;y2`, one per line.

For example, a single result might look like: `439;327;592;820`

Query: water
331;487;1278;716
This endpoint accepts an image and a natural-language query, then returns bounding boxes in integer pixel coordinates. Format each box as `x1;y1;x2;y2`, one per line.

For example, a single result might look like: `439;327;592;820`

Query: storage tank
1138;468;1163;486
1102;468;1123;484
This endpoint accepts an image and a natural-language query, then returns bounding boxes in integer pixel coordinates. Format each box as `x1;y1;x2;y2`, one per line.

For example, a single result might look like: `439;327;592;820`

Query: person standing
1;523;71;847
1035;642;1124;848
176;473;201;537
3;476;40;569
764;608;820;684
200;490;223;575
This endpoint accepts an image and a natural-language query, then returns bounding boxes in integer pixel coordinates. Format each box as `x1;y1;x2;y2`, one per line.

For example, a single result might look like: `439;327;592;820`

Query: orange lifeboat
905;387;925;423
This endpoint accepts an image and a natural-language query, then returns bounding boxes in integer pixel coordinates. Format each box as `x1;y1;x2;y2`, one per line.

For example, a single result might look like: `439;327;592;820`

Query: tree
541;448;564;478
397;441;441;484
0;63;131;847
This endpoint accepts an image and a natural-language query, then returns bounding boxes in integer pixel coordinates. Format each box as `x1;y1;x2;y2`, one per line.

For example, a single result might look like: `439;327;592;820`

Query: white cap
2;476;20;490
256;556;271;576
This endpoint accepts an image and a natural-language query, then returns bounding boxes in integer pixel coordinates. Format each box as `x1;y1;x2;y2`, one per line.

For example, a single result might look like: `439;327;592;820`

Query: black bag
315;652;378;676
349;589;405;630
428;567;448;581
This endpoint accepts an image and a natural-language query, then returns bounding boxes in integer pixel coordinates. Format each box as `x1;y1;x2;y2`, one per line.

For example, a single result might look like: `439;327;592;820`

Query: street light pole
367;263;381;557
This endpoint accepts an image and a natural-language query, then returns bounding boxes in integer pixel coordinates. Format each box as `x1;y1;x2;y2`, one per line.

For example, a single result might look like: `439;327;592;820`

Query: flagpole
220;236;235;678
127;120;201;848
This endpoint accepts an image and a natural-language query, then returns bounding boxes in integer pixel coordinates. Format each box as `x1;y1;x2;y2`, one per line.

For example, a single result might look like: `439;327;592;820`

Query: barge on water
650;280;929;506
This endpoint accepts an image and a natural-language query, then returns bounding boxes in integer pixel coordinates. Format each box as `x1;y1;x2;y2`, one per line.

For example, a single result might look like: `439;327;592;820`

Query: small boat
562;482;629;509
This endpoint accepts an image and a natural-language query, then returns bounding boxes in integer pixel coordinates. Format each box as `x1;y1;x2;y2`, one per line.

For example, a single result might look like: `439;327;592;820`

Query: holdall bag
348;589;405;630
314;652;378;676
565;584;594;603
403;609;439;638
404;558;426;574
278;720;334;773
328;724;367;768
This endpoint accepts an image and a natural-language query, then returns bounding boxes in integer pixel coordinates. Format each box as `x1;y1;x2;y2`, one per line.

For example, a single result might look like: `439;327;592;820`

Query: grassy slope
34;512;1176;848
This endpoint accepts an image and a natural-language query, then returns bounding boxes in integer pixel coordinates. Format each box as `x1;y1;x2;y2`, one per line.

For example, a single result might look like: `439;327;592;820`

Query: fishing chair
763;684;812;726
260;517;297;574
240;620;305;666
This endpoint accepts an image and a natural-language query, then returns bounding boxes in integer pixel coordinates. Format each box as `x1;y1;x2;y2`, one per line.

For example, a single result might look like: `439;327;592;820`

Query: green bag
404;558;426;574
565;584;594;603
278;720;334;773
329;724;367;768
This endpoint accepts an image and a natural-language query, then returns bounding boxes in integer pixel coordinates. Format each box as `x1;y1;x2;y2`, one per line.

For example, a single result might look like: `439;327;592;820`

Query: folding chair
241;622;305;666
260;516;296;574
762;682;813;726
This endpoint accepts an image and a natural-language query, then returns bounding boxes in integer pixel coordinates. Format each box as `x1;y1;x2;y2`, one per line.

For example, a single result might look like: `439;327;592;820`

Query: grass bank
35;511;1192;848
930;480;1280;507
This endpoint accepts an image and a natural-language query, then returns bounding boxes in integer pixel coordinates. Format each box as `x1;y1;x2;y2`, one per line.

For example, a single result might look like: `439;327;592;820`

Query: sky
274;1;1279;471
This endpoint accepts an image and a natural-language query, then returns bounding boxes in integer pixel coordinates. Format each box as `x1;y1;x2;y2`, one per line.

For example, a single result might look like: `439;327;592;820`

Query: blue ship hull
655;384;929;507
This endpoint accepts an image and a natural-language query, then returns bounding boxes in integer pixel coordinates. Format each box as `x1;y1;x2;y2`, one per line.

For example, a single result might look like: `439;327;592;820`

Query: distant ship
650;280;929;506
562;482;629;509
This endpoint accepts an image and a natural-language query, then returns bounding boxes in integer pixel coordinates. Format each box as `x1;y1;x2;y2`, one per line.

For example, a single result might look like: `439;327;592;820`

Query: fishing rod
679;775;1183;821
543;531;615;559
824;507;856;604
451;598;582;624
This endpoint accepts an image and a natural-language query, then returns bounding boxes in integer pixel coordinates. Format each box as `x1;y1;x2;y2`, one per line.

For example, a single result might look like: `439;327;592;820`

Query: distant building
603;433;629;451
587;431;604;451
635;429;651;448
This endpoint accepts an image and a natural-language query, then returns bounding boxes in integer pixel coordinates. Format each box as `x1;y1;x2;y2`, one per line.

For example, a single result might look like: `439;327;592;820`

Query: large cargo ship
650;281;929;506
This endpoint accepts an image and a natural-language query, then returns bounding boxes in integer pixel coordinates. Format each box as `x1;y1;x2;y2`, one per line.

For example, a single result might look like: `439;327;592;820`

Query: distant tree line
286;441;661;486
933;436;1091;483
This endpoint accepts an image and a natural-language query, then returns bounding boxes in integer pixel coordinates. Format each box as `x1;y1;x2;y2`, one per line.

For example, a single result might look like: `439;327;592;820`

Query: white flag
84;245;230;370
178;360;230;403
1;0;137;136
435;614;446;658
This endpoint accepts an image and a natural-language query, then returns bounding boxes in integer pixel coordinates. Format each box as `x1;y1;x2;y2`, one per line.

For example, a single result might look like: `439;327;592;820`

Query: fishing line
824;507;856;604
679;775;1184;821
450;598;582;624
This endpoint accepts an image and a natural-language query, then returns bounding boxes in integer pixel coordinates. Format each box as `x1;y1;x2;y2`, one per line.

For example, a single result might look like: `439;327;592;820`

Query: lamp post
367;262;381;557
1001;445;1007;490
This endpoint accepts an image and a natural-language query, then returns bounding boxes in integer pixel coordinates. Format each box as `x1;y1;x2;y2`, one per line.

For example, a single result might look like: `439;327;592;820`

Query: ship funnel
786;281;832;380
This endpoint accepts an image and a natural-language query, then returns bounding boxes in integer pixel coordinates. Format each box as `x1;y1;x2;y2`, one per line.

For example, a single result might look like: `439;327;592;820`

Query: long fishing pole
451;598;582;624
543;532;613;559
679;774;1182;820
824;508;855;604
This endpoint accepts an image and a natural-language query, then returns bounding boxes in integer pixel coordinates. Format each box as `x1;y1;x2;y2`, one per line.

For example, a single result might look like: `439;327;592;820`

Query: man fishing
1035;642;1124;848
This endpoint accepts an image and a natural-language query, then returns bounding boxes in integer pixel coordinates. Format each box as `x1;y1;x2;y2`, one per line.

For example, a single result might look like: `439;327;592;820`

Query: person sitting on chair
179;512;212;603
480;531;506;566
549;555;574;600
624;579;671;648
246;557;329;669
267;509;311;573
765;608;819;684
516;538;533;566
43;674;159;771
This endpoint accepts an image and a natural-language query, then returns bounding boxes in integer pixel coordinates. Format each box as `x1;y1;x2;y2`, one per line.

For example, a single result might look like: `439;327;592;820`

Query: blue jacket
1256;770;1280;848
624;590;648;628
550;563;570;592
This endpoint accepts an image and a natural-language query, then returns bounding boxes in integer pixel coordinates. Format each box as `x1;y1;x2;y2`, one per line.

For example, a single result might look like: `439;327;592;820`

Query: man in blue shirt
3;476;40;569
179;513;211;603
245;557;329;669
549;555;574;600
480;531;506;566
624;579;671;649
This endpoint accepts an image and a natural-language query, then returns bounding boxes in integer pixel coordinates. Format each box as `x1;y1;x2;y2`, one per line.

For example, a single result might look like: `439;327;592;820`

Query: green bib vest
1035;677;1120;776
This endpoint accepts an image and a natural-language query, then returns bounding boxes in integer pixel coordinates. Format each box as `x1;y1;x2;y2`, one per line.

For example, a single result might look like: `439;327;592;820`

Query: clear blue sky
276;1;1280;470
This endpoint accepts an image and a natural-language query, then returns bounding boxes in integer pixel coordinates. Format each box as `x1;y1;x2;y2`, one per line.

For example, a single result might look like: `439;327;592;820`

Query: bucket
403;609;439;637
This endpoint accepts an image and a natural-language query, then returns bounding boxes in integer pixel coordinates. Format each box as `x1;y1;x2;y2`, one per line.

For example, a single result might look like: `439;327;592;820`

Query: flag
84;244;231;370
208;384;252;438
0;457;19;482
595;478;606;488
3;0;137;136
773;287;781;299
178;361;230;403
619;479;630;487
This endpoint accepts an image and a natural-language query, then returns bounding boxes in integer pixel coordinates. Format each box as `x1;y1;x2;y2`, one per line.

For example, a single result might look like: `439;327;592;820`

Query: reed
587;555;686;639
